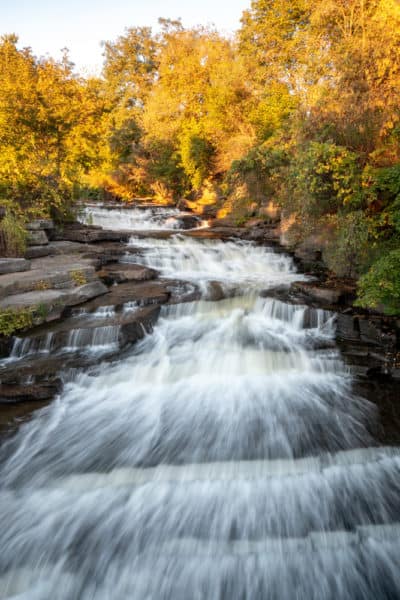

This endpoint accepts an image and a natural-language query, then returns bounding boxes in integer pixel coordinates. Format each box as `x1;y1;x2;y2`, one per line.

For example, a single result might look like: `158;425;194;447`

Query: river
0;206;399;599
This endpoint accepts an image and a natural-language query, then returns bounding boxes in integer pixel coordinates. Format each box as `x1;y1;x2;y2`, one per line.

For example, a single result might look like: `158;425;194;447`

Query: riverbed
0;205;399;599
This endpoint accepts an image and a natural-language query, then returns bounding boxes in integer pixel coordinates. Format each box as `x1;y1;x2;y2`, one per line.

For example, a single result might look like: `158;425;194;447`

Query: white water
79;205;204;231
1;212;399;599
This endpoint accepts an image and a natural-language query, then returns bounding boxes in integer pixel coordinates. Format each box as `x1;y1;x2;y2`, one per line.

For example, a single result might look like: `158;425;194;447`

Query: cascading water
78;204;205;231
0;209;399;599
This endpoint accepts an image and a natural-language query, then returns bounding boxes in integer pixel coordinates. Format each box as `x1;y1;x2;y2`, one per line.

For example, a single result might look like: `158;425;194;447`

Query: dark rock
336;314;361;343
177;215;201;229
166;280;201;304
205;281;228;301
0;258;31;275
0;336;12;359
0;381;62;404
119;306;161;347
358;318;396;347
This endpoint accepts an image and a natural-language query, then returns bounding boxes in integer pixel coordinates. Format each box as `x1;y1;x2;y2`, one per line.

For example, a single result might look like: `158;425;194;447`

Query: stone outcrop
0;258;31;275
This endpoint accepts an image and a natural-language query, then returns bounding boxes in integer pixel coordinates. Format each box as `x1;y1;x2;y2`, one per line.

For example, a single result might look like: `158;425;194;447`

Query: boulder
0;258;31;275
26;219;54;231
27;230;48;246
177;215;201;229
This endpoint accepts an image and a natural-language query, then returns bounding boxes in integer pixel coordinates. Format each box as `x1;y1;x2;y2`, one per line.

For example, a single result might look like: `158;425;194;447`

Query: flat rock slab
99;264;157;285
56;225;131;244
81;280;171;311
0;259;31;275
0;281;108;315
290;281;354;306
0;255;98;300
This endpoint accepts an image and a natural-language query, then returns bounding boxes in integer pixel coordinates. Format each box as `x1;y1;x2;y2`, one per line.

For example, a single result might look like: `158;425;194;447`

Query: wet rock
177;215;201;229
27;230;49;246
0;259;31;275
0;381;62;404
166;280;201;304
119;306;161;347
7;306;161;359
205;281;228;301
0;337;11;359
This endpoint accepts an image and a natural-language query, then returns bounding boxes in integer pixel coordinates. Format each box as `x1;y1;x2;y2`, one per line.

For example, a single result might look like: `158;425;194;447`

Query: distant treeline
1;1;400;311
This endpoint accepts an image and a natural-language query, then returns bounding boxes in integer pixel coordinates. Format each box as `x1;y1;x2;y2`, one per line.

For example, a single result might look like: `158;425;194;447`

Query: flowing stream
0;209;399;598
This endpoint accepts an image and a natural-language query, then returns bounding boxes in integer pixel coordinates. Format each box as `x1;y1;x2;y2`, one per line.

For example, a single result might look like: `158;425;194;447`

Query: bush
355;248;400;315
323;211;370;278
284;142;363;219
0;308;34;337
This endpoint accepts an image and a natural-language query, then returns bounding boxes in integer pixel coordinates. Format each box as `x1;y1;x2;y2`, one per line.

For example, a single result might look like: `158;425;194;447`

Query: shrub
323;211;370;278
355;248;400;315
0;308;34;337
284;142;363;219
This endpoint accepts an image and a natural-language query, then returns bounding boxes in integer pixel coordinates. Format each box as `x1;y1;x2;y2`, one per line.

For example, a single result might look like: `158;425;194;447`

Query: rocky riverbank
1;210;399;442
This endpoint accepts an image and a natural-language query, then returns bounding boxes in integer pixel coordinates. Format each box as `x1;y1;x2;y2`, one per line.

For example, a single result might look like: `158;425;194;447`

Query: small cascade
64;325;120;353
258;297;335;332
123;301;139;313
127;236;304;293
9;332;54;360
5;323;120;363
78;204;204;231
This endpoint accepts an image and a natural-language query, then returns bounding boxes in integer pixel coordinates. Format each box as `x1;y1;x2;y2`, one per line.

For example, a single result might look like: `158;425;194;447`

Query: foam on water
0;212;398;599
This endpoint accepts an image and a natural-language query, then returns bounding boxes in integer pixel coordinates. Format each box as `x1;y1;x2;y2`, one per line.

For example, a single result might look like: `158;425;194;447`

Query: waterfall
78;205;205;231
0;208;398;599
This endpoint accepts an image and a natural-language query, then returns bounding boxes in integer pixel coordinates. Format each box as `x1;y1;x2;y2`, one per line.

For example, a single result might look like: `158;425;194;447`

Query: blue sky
1;0;250;74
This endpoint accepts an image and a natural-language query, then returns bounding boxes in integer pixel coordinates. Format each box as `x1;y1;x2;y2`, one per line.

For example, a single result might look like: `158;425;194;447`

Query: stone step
0;255;98;300
104;523;400;557
0;281;108;313
6;305;160;361
0;258;31;275
51;446;399;490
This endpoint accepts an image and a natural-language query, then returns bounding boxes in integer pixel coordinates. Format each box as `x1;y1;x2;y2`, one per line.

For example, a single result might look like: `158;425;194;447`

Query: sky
1;0;250;74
